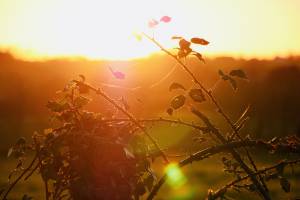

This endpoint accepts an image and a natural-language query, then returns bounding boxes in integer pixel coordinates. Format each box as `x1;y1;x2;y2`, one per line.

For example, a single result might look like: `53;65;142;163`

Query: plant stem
142;33;270;199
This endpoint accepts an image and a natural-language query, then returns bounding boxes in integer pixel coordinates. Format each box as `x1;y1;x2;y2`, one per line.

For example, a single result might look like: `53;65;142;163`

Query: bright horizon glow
1;0;300;61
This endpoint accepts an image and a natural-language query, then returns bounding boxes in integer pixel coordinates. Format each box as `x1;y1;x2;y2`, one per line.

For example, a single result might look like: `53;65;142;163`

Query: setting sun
1;0;300;60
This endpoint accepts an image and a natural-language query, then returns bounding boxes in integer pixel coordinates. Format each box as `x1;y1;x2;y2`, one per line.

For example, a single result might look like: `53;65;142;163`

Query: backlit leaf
172;36;183;40
189;89;206;102
169;82;186;91
160;16;171;23
166;108;173;115
191;37;209;45
229;69;248;79
171;95;186;109
179;39;191;51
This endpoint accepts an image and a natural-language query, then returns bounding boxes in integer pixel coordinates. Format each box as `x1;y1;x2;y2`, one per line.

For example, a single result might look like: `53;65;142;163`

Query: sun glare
0;0;300;60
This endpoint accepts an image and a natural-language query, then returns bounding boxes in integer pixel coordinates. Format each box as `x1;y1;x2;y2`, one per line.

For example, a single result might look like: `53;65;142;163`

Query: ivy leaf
279;177;290;193
193;52;205;63
189;89;205;102
77;81;90;94
169;82;186;91
190;37;209;45
166;108;173;115
171;95;186;109
229;69;248;79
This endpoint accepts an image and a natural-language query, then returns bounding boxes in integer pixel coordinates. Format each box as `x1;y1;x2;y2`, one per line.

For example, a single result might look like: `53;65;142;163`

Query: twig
213;159;300;199
1;154;38;200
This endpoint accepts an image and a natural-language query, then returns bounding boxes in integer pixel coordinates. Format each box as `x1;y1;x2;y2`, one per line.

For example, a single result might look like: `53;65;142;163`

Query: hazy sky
0;0;300;60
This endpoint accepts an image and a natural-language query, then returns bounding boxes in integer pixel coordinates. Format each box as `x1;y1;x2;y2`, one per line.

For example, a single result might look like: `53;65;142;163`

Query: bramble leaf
169;82;186;91
179;39;191;51
191;37;209;45
166;108;173;115
73;96;90;108
171;95;186;109
229;69;248;79
189;89;205;102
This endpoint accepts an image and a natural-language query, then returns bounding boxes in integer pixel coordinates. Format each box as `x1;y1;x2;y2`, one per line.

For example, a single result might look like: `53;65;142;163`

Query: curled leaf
229;69;248;79
189;89;205;102
169;82;186;91
171;95;186;109
191;37;209;45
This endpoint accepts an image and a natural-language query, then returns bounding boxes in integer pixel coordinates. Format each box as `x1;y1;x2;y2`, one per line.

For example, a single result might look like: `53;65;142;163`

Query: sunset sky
0;0;300;60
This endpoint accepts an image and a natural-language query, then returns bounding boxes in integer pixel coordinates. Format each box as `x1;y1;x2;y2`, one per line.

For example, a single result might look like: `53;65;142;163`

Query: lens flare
165;163;187;188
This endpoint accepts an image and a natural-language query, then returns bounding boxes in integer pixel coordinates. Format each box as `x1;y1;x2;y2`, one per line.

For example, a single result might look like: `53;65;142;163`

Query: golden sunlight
0;0;300;60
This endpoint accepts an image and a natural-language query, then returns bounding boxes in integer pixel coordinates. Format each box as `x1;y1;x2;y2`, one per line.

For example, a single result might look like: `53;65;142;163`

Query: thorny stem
191;108;271;200
142;33;270;199
213;159;300;199
147;139;300;200
103;117;208;132
73;80;169;163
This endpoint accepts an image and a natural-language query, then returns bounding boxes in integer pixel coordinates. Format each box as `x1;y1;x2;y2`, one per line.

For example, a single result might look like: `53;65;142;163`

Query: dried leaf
190;37;209;45
169;82;186;91
171;95;186;109
229;69;248;79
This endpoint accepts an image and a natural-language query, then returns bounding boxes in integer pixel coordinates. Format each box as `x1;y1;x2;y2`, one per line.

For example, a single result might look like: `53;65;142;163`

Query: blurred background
1;0;300;199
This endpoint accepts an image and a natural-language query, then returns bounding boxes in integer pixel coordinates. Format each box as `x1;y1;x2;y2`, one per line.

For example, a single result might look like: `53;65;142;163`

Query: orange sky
0;0;300;60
